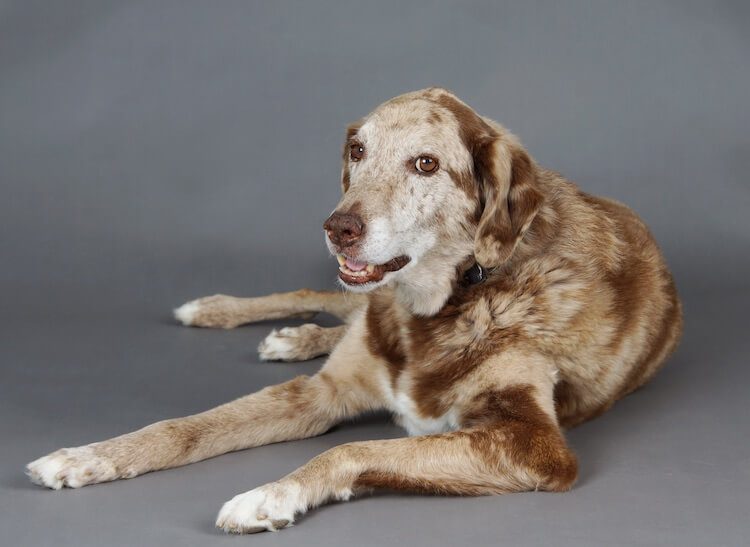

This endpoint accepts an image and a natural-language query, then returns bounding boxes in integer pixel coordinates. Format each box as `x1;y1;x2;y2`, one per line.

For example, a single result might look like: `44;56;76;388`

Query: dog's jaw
331;253;457;315
334;239;473;316
326;229;475;316
393;251;468;316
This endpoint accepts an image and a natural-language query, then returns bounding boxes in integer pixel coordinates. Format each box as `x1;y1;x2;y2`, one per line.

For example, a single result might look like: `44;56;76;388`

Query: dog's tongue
345;258;368;272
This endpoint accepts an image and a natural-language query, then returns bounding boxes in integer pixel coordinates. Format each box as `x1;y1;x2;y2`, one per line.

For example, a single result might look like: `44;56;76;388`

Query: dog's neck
391;199;556;317
392;241;476;317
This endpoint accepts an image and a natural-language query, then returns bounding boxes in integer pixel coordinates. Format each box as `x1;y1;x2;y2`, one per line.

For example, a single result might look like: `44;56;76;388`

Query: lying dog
27;88;682;533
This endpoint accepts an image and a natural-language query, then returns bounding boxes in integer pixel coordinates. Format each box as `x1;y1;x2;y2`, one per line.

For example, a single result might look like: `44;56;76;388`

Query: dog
26;88;683;534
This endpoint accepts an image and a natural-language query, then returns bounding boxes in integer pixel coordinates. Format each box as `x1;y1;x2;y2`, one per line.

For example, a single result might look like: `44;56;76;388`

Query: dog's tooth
366;264;375;273
336;255;346;266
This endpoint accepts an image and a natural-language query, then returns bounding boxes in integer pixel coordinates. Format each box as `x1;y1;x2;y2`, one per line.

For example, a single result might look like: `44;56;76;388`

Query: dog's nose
324;211;365;247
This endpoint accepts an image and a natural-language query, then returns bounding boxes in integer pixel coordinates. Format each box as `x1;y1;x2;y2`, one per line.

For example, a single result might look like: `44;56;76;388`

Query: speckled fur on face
28;88;682;535
327;91;481;315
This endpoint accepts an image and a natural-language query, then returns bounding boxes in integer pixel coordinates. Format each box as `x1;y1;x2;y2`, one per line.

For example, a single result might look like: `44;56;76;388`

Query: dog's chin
336;276;390;293
334;254;411;292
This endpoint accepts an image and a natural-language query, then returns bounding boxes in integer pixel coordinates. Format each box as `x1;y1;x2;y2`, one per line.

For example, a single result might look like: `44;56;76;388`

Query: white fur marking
173;300;200;325
379;373;460;436
394;392;460;436
26;446;117;489
257;329;295;361
216;481;304;534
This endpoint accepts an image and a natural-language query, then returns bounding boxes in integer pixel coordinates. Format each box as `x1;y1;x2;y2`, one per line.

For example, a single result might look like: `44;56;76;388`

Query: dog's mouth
336;254;411;285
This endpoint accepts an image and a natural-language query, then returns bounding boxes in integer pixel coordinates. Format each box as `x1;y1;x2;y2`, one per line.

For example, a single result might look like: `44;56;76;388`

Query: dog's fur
26;88;682;534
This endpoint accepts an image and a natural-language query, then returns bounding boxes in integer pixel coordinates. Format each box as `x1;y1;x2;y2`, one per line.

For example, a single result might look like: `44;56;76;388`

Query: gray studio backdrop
1;2;748;546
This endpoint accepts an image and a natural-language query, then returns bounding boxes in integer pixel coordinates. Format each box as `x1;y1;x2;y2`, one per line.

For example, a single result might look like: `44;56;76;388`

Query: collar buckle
463;262;485;286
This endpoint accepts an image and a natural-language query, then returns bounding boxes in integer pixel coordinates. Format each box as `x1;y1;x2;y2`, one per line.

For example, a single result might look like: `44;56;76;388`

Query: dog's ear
473;135;544;268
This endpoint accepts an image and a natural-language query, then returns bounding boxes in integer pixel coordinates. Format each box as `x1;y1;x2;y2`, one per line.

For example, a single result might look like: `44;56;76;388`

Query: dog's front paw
258;324;325;362
26;445;117;489
174;295;243;329
216;481;304;534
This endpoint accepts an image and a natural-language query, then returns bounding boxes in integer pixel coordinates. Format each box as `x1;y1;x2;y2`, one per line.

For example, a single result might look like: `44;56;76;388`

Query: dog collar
462;262;485;286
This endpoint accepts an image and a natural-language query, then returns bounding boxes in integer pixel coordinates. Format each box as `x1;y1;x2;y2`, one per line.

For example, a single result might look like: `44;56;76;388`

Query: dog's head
324;88;543;314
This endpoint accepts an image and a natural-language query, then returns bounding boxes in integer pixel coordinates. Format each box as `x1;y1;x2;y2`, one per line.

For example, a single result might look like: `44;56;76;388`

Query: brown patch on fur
463;385;578;491
602;259;651;355
163;421;201;456
341;122;363;192
430;92;544;267
180;428;200;454
341;164;351;192
616;275;682;398
407;285;525;417
576;193;683;400
474;141;544;268
318;371;339;396
427;109;444;126
345;121;362;142
343;200;363;219
432;93;495;153
447;167;479;204
553;380;578;427
508;152;544;232
354;470;495;496
554;380;612;429
408;318;478;416
366;291;406;387
267;375;311;417
584;193;654;354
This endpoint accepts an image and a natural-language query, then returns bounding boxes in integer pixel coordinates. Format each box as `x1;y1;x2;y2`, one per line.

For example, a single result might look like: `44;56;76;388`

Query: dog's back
533;172;683;426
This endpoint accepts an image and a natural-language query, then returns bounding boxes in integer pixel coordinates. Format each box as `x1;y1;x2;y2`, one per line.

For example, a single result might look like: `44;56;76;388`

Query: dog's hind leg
174;289;366;329
258;324;347;362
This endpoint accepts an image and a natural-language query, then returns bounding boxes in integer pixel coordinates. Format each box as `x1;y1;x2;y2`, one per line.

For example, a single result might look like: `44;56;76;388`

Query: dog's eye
350;143;365;162
415;156;438;174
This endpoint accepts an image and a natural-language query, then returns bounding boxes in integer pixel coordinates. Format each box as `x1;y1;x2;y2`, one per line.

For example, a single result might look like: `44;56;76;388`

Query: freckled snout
324;211;365;248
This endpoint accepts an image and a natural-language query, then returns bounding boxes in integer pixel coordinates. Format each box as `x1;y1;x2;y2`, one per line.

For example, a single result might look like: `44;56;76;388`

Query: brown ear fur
473;135;544;268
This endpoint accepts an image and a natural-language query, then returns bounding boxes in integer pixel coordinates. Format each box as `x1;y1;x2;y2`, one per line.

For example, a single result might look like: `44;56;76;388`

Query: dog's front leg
27;362;381;489
27;309;383;490
175;289;367;328
216;379;578;534
258;324;347;361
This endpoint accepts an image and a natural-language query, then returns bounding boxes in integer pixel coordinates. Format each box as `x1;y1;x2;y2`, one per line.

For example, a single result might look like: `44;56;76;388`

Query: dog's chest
374;319;500;436
381;379;461;436
366;278;566;435
367;291;475;436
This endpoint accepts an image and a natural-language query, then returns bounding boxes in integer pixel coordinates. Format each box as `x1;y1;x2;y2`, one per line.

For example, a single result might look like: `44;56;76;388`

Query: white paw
216;481;305;534
258;328;296;361
173;300;201;326
26;445;117;489
258;324;323;362
173;294;243;328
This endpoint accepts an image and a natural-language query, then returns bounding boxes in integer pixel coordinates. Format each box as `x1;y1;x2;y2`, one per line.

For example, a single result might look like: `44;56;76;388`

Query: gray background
1;1;749;545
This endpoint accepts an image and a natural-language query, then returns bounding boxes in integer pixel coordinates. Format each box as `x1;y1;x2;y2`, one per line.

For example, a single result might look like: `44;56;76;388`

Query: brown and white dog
26;88;683;534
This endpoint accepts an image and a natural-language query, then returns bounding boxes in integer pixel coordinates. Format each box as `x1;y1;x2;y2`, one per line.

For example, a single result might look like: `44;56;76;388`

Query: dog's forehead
358;97;463;151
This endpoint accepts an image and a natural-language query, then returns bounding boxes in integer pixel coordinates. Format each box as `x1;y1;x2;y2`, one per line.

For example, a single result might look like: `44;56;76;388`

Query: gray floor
2;1;750;546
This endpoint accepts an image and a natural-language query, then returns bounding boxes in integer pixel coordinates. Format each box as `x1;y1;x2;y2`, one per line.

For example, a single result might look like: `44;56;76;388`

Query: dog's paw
174;295;243;329
216;481;304;534
258;324;325;362
26;445;117;489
